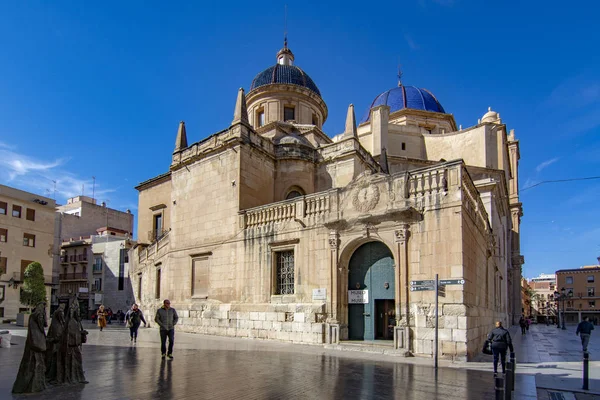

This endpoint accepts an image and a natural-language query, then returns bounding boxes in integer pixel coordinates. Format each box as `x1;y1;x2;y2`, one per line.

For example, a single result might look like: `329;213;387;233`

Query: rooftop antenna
52;180;56;200
284;4;288;48
397;57;403;87
92;176;96;202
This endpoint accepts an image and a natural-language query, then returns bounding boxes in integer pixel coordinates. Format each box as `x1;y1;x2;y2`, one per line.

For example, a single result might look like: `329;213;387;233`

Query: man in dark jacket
576;316;594;352
155;299;178;359
487;321;514;376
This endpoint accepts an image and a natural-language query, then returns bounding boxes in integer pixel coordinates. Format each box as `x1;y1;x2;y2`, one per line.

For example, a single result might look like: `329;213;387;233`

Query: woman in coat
97;305;107;331
125;304;147;343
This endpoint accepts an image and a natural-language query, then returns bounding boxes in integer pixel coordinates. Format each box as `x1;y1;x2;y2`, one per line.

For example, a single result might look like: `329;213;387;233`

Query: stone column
395;225;410;326
328;231;340;322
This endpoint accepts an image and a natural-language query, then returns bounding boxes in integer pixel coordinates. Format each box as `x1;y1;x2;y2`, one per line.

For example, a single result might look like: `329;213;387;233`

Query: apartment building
0;185;58;320
56;196;134;317
556;264;600;325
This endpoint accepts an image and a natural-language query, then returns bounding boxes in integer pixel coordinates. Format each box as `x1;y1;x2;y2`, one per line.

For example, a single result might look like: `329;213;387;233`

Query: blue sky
0;1;598;278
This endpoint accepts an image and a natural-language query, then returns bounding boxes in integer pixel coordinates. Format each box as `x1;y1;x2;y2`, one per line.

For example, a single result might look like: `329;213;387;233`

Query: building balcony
77;254;88;263
59;273;88;281
60;256;69;264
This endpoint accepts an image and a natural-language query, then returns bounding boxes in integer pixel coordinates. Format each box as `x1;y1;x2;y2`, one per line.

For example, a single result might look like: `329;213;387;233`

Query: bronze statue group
12;295;89;394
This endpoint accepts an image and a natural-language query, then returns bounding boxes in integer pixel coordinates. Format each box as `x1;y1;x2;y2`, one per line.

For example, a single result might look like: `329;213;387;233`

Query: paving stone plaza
1;323;598;399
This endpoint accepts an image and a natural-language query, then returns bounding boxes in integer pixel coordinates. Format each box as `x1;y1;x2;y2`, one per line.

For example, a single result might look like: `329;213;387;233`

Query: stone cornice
135;172;172;191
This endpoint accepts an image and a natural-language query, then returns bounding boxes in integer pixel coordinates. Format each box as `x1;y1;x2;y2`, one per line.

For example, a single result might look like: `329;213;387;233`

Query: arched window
285;186;305;200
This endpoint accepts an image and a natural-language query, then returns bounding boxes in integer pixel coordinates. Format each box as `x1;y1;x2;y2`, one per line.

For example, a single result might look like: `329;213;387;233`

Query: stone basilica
131;42;523;360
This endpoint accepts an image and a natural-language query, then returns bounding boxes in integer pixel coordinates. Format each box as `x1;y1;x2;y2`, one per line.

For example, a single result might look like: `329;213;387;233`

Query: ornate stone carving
352;183;380;213
394;225;410;243
328;231;339;250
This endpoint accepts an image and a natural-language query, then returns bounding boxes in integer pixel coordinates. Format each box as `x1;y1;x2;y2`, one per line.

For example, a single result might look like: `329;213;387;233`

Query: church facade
130;44;524;360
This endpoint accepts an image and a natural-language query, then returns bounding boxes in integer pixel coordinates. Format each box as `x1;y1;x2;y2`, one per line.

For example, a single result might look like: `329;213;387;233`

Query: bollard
505;361;514;397
495;376;504;400
510;352;516;391
583;352;589;390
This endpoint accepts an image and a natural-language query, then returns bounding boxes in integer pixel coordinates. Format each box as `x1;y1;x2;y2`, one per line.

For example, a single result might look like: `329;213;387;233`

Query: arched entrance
348;241;395;341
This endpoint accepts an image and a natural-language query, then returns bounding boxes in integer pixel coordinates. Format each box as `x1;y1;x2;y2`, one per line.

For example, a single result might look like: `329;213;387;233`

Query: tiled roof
250;64;321;97
361;85;446;123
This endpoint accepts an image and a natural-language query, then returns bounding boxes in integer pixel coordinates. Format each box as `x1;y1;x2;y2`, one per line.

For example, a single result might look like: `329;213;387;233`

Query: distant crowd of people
89;300;178;359
91;307;128;326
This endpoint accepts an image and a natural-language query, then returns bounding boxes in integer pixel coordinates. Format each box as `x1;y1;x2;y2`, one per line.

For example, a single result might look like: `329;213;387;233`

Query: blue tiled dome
250;64;321;97
360;85;446;123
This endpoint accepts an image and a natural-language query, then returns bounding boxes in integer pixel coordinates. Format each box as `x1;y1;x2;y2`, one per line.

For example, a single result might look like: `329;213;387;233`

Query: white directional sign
348;290;369;304
439;279;465;285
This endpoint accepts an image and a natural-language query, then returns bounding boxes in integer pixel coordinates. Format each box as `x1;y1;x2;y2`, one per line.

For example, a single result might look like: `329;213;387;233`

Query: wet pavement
506;323;600;399
0;321;598;399
0;322;496;400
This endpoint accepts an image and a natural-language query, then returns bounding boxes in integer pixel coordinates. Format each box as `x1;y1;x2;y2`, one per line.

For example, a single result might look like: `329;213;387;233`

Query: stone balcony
238;160;490;235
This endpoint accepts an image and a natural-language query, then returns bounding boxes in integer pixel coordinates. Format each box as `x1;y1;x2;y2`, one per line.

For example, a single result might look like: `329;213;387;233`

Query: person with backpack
125;304;147;343
487;321;514;377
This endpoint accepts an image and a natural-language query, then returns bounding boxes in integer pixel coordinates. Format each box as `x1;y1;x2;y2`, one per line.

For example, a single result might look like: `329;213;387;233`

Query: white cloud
0;141;16;150
535;157;559;173
404;34;419;50
545;76;600;109
0;144;115;203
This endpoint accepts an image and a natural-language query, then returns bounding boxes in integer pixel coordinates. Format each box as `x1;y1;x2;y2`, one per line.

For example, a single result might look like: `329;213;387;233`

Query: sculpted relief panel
352;184;380;213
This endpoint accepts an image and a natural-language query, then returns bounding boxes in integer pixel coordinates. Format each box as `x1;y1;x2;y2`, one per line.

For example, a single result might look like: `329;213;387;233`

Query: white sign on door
348;290;369;304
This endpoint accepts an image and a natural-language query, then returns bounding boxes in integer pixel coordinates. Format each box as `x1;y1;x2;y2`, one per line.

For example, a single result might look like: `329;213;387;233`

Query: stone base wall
409;302;469;361
144;303;326;345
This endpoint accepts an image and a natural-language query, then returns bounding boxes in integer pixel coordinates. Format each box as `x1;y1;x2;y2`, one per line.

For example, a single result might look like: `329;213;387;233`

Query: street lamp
561;287;567;330
554;289;567;329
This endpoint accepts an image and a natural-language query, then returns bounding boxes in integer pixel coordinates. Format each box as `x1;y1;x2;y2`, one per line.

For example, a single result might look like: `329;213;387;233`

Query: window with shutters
12;205;21;218
155;268;161;299
0;228;6;242
23;233;35;247
26;208;35;221
137;273;142;300
0;202;6;215
0;257;7;275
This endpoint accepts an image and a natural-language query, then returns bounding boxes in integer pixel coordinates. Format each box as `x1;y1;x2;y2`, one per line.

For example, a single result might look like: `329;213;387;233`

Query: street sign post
434;274;439;369
408;276;464;370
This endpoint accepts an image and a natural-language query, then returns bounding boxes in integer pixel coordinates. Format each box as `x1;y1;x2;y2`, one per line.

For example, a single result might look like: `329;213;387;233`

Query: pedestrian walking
97;305;107;332
526;317;531;331
576;316;594;352
154;299;178;359
519;316;526;335
125;304;147;343
487;321;514;376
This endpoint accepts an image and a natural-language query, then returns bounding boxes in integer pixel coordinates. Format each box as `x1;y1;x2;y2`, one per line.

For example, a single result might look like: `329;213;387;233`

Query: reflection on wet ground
1;332;494;400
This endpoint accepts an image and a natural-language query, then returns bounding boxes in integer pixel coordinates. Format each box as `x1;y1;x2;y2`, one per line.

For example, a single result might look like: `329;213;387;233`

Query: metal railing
59;273;88;280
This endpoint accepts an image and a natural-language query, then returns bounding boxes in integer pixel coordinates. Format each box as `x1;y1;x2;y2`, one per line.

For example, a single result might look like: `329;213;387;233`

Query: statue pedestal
16;313;30;327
